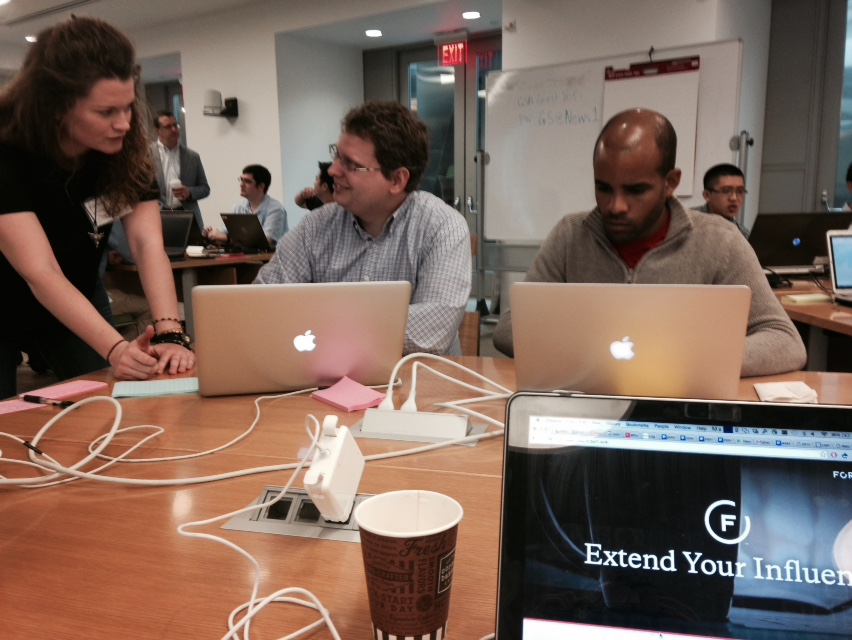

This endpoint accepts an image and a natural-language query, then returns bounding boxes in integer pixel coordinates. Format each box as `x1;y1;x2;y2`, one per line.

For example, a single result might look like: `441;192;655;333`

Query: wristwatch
151;331;193;351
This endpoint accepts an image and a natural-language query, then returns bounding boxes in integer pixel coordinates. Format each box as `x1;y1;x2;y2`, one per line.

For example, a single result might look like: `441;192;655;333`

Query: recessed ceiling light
25;35;37;43
365;29;382;38
462;11;481;20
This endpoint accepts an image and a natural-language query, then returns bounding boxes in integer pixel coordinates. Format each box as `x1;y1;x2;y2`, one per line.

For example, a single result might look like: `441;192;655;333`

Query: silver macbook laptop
511;283;751;399
193;281;410;396
827;230;852;306
497;391;852;639
160;211;193;261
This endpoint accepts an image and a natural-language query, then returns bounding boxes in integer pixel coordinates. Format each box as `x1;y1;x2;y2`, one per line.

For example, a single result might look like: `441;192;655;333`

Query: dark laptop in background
159;211;193;261
186;214;206;247
497;391;852;640
220;213;272;253
748;211;852;274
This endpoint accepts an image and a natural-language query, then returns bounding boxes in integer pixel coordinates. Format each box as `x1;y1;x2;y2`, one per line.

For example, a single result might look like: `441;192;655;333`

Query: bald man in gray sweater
494;109;806;377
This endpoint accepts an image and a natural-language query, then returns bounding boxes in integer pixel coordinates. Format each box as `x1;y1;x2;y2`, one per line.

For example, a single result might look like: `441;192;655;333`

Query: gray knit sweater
493;198;807;377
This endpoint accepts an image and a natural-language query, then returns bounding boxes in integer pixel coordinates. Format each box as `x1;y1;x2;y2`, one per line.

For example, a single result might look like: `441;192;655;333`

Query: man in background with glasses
204;164;287;248
696;163;749;237
255;100;471;355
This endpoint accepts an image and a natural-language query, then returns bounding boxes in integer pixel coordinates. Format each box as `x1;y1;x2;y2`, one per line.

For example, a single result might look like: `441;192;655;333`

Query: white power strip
360;408;470;441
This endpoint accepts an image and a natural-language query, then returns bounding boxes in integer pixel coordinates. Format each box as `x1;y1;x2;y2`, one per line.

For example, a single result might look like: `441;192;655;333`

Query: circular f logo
704;500;751;544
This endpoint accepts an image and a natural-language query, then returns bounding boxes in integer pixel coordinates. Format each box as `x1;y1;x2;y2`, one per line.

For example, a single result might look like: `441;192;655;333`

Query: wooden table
774;278;852;371
106;253;272;336
2;358;850;639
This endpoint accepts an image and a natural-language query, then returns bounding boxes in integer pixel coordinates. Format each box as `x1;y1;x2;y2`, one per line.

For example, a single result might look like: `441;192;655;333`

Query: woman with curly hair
0;16;195;398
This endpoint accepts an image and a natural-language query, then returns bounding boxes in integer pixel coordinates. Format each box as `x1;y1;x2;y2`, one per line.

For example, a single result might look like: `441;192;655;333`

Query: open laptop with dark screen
497;391;852;640
748;212;852;274
221;213;272;253
159;211;193;261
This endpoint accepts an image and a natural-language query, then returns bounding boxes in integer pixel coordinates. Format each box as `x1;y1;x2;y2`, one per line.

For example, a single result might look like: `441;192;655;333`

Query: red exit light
439;41;467;66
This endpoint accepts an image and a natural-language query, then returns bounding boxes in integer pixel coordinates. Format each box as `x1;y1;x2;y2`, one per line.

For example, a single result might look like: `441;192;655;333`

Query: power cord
177;414;341;640
0;360;506;487
1;359;508;639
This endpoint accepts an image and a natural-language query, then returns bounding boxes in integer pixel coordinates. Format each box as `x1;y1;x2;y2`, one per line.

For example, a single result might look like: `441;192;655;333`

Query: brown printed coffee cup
354;490;464;639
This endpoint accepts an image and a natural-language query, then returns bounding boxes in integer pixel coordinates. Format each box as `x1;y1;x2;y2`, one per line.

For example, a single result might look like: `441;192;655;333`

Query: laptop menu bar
528;416;852;462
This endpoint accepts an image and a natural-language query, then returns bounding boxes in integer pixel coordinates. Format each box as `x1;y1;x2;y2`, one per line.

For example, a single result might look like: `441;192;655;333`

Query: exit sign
439;41;467;66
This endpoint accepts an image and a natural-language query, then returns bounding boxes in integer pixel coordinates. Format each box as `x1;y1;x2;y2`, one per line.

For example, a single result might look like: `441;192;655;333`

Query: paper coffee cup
168;178;182;191
355;490;463;640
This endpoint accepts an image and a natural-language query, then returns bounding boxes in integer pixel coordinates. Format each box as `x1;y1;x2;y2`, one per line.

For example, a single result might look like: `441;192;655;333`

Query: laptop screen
160;211;193;257
748;212;852;271
497;392;852;640
221;213;271;252
828;231;852;295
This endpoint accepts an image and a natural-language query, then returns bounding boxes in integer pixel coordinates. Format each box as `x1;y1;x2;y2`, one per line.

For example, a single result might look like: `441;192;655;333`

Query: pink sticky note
311;376;386;412
0;379;109;415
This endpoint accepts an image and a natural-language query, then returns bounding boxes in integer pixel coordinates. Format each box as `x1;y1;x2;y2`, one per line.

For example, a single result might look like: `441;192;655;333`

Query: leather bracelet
151;332;193;351
106;339;127;364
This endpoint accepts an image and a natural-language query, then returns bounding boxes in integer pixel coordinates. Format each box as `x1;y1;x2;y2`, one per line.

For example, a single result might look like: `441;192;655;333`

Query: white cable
0;359;507;487
89;388;314;463
177;415;341;640
385;353;512;408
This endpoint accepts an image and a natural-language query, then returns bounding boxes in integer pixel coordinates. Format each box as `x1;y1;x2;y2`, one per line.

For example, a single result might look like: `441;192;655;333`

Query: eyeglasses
238;177;255;185
329;144;382;173
159;123;180;131
708;187;747;197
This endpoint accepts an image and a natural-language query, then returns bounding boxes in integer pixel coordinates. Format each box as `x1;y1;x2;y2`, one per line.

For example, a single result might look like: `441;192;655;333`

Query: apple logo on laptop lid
293;330;317;352
609;336;635;361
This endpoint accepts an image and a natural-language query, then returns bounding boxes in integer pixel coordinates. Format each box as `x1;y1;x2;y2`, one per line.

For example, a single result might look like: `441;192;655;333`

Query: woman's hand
108;326;158;380
150;337;196;375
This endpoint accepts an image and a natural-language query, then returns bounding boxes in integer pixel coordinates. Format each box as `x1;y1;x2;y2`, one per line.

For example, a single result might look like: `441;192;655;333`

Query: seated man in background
255;100;471;355
295;161;335;210
493;108;806;377
695;162;749;237
204;164;288;248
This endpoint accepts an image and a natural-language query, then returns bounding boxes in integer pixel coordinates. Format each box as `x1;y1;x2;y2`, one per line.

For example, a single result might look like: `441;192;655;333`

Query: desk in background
774;278;852;371
2;358;851;639
106;253;271;336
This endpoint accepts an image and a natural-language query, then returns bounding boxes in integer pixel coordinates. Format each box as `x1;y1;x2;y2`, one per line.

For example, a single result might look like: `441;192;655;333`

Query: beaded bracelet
106;338;127;364
152;317;181;326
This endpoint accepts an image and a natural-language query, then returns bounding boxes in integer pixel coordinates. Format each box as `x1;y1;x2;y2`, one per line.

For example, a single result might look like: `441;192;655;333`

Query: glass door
399;33;502;300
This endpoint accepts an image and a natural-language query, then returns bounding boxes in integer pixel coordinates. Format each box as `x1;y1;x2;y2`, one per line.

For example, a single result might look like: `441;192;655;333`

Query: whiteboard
483;40;742;242
602;61;699;196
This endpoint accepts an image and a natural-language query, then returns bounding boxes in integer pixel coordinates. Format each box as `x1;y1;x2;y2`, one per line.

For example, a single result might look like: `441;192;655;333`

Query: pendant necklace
66;172;103;247
86;199;104;247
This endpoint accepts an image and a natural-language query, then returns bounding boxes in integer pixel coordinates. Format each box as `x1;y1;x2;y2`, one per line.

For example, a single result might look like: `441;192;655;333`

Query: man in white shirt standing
152;110;210;228
204;164;288;248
